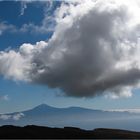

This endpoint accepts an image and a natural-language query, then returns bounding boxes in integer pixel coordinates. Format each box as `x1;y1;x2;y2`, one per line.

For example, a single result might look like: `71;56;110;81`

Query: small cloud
0;95;9;101
20;1;28;16
0;22;17;36
0;114;11;120
19;1;56;34
13;113;24;121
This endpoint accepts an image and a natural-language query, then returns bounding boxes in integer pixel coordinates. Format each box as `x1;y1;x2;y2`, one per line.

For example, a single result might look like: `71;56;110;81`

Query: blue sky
0;1;51;50
0;0;140;114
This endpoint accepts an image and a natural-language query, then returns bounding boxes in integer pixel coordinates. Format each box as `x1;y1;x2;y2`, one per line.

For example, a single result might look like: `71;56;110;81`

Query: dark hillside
1;125;140;139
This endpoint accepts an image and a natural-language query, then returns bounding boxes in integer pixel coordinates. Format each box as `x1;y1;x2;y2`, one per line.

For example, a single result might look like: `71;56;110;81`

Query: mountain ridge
0;103;140;131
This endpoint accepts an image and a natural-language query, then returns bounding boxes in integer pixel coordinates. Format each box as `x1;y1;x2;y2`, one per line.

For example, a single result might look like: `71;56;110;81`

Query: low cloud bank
0;113;24;121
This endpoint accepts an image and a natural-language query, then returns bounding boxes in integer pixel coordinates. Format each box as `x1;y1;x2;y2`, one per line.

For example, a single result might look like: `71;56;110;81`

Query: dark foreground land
0;125;140;139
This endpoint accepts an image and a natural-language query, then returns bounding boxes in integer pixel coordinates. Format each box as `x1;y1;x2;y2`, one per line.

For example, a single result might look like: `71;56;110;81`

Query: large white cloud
1;0;140;98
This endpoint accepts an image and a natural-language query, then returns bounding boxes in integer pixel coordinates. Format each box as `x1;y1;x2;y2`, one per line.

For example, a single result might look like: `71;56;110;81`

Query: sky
0;0;140;113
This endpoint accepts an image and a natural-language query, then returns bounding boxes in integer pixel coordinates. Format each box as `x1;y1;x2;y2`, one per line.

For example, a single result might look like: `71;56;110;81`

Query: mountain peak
24;104;57;115
35;104;52;109
38;103;49;107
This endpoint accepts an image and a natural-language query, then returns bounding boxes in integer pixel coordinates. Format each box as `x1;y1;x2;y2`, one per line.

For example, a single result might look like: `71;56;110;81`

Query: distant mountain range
0;104;140;131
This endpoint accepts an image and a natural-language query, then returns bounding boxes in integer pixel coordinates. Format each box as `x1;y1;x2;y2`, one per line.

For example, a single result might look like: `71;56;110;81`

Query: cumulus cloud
0;41;47;81
1;0;140;98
